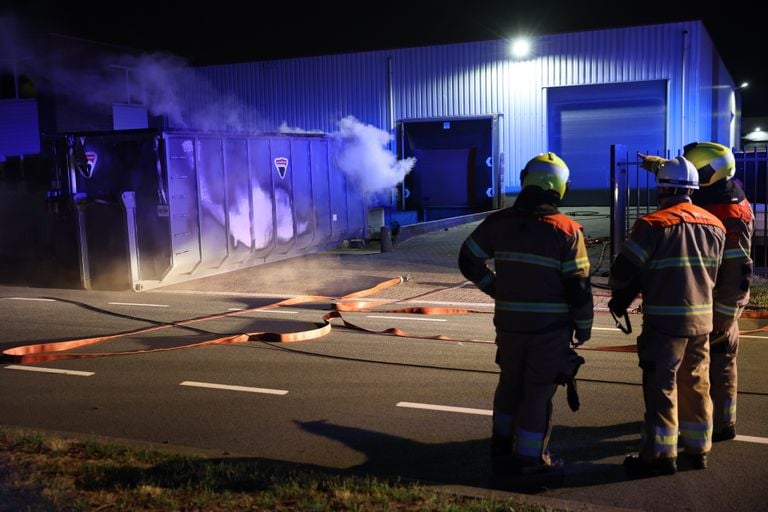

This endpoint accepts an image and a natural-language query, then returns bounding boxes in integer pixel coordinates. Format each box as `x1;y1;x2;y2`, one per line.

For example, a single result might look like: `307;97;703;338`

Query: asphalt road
1;279;767;511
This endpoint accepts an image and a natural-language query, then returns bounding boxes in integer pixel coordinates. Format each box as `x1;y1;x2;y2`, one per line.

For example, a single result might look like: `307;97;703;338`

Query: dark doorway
397;116;499;222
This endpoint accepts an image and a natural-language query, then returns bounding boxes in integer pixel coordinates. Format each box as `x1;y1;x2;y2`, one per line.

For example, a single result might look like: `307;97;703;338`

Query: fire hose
0;275;695;364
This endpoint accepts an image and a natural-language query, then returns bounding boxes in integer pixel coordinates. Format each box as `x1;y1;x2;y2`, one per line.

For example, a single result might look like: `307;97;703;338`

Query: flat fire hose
3;275;661;363
2;278;403;363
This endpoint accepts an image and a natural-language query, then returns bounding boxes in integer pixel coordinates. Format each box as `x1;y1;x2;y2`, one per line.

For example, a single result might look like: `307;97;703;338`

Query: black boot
490;435;515;476
681;452;708;470
712;425;736;442
624;453;677;477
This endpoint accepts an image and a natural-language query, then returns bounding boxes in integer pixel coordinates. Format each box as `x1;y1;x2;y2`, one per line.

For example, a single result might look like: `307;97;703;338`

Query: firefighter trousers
710;320;739;430
492;326;572;465
637;325;713;460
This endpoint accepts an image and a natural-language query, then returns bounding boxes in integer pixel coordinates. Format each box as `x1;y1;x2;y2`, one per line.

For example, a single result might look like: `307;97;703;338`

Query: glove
637;153;666;173
607;297;627;317
574;328;591;346
566;378;581;412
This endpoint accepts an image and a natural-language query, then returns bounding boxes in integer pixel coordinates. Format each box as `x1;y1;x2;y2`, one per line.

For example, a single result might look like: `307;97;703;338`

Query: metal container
42;129;365;290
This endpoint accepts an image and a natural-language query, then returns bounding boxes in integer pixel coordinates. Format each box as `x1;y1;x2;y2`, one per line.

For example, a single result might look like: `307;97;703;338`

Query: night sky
4;1;766;117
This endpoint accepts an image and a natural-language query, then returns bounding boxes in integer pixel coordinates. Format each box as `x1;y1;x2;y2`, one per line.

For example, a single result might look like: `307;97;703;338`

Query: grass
747;275;768;308
0;427;559;512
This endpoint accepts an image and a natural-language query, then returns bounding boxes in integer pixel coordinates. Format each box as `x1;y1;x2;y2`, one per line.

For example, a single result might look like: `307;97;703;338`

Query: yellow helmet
522;152;570;200
683;142;735;187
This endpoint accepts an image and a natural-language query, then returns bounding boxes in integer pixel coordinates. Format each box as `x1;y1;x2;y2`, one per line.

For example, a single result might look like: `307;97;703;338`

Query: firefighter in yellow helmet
458;152;593;477
609;156;725;477
684;143;753;442
640;143;753;443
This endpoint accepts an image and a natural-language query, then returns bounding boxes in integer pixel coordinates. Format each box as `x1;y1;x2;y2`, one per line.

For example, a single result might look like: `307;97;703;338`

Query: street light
510;38;531;59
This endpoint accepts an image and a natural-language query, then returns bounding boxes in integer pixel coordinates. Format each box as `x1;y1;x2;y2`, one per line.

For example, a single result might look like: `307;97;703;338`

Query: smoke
2;15;417;194
330;116;416;195
278;121;323;134
0;15;256;132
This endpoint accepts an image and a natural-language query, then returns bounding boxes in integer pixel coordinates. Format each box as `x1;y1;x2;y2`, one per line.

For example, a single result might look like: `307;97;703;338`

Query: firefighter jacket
611;198;726;337
693;180;754;332
458;189;593;336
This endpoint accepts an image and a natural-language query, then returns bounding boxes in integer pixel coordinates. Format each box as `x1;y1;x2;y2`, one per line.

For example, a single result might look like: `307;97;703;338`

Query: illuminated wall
181;20;736;201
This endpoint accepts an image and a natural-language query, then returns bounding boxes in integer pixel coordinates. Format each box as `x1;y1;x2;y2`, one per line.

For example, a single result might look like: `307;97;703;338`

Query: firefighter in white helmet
641;143;753;443
458;152;593;477
609;156;725;476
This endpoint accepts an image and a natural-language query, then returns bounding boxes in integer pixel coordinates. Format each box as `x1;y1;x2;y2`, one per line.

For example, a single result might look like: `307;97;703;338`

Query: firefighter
609;156;726;477
458;152;593;476
641;143;753;442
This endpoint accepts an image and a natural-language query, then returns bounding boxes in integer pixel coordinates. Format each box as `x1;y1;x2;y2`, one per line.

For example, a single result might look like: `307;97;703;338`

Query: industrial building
0;20;740;289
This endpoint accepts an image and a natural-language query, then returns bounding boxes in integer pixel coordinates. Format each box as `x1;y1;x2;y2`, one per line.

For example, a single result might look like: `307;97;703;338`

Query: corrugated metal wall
174;20;734;193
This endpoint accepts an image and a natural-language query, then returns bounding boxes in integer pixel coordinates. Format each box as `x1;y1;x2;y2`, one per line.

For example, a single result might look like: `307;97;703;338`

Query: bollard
380;226;394;253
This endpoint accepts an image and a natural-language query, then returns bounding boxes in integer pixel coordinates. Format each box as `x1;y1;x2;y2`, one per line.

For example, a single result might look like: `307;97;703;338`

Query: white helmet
656;156;699;190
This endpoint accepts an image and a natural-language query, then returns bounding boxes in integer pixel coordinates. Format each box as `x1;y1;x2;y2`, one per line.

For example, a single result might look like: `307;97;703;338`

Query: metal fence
610;145;768;270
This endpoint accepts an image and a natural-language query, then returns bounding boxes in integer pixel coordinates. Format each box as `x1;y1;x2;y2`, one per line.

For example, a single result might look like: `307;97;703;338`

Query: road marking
5;365;93;376
6;297;56;302
108;302;169;308
403;300;494;308
396;401;768;445
396;401;491;416
735;435;768;445
179;381;288;395
227;308;299;314
367;315;446;322
595;327;768;339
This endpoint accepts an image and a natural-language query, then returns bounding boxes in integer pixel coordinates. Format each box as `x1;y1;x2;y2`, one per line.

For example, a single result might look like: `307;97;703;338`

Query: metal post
74;202;91;290
610;144;627;263
121;191;142;291
380;226;393;252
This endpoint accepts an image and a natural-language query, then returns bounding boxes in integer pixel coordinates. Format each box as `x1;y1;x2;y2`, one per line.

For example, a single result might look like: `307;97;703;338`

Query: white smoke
330;116;416;195
0;15;257;133
278;121;323;134
119;52;189;127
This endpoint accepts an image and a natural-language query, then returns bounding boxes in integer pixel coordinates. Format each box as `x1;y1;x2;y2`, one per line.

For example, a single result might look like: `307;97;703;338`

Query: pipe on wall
681;29;689;146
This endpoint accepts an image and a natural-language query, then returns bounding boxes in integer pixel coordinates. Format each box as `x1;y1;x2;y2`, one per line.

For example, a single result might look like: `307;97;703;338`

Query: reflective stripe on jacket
458;206;593;333
700;199;754;330
617;200;726;336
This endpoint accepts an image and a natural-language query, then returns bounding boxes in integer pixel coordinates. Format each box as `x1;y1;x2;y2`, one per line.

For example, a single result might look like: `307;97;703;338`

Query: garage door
547;80;667;205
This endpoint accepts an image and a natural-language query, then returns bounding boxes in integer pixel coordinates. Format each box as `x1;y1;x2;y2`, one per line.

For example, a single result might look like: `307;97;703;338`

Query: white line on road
367;315;447;322
735;435;768;445
595;326;768;339
5;365;93;376
108;302;169;308
396;401;491;416
396;401;768;445
227;308;299;314
403;300;494;308
179;381;288;395
6;297;56;302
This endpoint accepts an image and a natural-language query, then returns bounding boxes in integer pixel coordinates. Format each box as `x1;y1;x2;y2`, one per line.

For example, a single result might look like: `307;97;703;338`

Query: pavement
5;206;763;511
150;206;629;511
156;207;615;310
